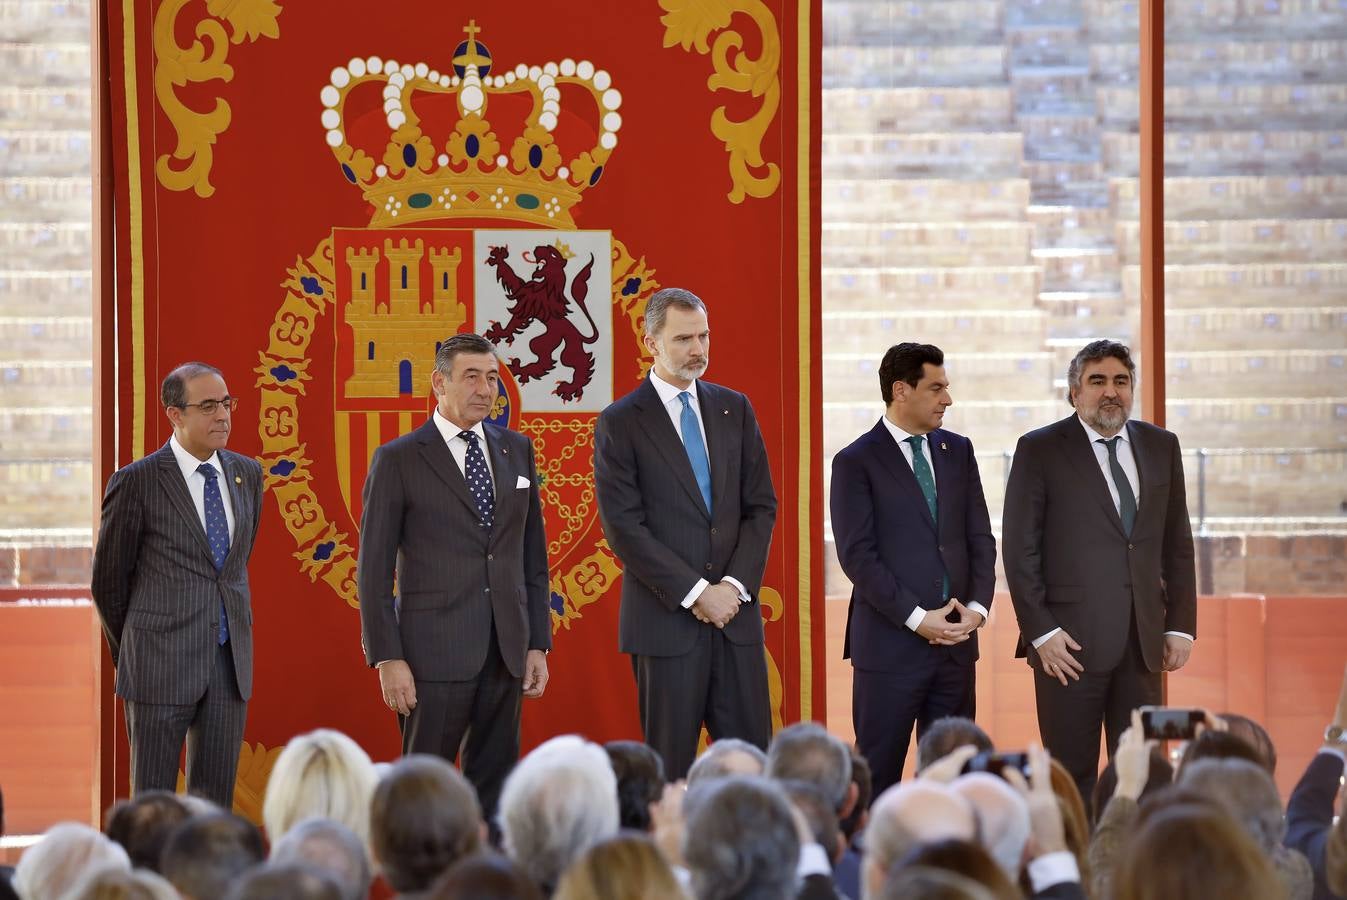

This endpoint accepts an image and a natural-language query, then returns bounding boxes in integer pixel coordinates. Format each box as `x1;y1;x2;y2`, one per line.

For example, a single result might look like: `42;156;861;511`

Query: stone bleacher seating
1102;130;1347;178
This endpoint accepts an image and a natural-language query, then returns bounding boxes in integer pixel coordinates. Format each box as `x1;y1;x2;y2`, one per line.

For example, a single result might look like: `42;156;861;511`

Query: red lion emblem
483;244;599;402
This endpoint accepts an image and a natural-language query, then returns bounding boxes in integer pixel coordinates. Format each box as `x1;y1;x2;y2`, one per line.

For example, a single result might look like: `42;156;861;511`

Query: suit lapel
698;383;730;514
1126;421;1164;538
635;378;711;518
220;452;249;565
869;421;936;533
154;444;216;564
483;422;515;505
414;420;480;520
928;428;953;532
1056;416;1127;537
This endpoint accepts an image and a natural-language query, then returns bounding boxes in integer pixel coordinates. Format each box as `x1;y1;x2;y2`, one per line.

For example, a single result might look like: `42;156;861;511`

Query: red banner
103;0;820;819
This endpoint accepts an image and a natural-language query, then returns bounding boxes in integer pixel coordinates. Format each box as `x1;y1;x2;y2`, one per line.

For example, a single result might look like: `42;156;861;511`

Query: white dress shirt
879;415;989;631
431;408;494;492
1032;416;1192;648
169;434;235;539
647;370;749;610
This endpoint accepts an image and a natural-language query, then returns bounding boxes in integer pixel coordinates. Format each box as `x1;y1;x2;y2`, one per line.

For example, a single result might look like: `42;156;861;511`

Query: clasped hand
692;582;741;628
916;598;982;645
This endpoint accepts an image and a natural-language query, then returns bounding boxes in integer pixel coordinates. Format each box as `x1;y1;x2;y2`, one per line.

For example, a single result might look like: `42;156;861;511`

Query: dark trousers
632;626;772;780
124;640;248;808
401;623;521;821
1033;625;1161;804
853;649;976;801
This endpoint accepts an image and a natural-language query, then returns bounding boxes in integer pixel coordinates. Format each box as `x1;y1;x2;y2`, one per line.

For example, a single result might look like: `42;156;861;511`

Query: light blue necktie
678;392;713;514
905;435;949;602
198;463;230;645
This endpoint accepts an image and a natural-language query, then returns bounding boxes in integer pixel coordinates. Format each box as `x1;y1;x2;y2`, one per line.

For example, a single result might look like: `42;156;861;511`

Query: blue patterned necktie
460;431;495;528
197;463;230;645
1098;436;1137;535
678;392;713;514
905;435;949;601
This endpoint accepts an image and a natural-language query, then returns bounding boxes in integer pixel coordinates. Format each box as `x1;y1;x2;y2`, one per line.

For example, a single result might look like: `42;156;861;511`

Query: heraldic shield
255;24;662;640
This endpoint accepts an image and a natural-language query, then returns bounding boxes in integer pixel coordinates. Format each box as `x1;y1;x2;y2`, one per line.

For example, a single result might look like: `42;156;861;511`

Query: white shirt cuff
904;606;926;632
1027;850;1080;892
966;601;988;623
1318;747;1347;764
681;579;711;609
1163;631;1194;642
1031;627;1061;649
722;576;751;604
796;843;832;878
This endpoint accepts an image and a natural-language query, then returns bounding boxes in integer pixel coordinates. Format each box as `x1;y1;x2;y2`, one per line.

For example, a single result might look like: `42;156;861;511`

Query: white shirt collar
649;369;698;407
432;408;486;445
169;434;223;479
1077;414;1130;446
880;414;928;447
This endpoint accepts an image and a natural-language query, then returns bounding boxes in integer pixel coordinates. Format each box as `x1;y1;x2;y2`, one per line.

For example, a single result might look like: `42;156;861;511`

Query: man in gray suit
1003;339;1197;801
92;362;264;807
358;333;551;818
594;287;778;779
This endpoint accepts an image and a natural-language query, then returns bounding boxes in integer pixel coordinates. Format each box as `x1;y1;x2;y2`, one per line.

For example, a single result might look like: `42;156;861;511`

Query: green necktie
1098;436;1137;535
906;435;949;601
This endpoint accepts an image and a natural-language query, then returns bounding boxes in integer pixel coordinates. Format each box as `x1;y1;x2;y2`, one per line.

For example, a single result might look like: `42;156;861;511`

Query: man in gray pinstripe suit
594;288;778;779
92;362;264;807
358;333;552;819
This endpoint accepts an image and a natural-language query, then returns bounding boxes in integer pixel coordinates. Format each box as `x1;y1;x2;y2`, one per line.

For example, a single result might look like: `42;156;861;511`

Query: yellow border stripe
334;413;352;510
796;0;813;722
122;0;147;459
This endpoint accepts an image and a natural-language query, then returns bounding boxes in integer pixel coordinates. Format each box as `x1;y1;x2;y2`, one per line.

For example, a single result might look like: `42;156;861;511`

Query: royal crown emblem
318;21;622;228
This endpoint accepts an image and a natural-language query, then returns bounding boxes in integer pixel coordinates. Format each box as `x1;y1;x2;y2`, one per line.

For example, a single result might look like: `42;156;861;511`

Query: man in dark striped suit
92;362;264;807
594;287;778;779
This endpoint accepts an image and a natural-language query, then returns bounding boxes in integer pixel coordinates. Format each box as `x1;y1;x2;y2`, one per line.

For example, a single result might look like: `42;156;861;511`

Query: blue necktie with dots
197;463;230;645
905;435;949;601
678;392;713;514
460;431;495;528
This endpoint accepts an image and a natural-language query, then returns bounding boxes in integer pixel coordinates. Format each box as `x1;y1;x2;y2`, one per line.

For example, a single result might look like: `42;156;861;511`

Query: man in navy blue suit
830;342;997;799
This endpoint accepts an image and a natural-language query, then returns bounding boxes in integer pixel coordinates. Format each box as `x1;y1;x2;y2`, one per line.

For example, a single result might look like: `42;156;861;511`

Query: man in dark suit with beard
830;342;996;798
594;287;778;779
358;333;552;818
1003;339;1197;800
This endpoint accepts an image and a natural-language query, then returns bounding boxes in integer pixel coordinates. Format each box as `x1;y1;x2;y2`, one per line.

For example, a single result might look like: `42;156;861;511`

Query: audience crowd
2;707;1344;900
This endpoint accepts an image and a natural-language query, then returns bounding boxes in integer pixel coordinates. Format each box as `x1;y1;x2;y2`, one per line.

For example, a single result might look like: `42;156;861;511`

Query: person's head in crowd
13;822;131;900
1046;757;1090;877
604;740;666;832
778;780;843;862
915;718;994;775
64;866;179;900
875;865;995;900
427;854;543;900
1327;809;1347;898
838;747;871;844
686;738;767;787
682;776;799;900
177;793;222;817
863;781;976;900
1175;728;1262;778
369;755;483;896
1092;747;1173;826
1113;800;1281;899
262;728;379;851
553;833;686;900
160;811;265;900
498;735;619;895
270;817;372;900
949;774;1030;880
1216;712;1277;775
1178;758;1288;854
895;839;1020;900
222;861;345;900
103;790;191;873
765;721;855;814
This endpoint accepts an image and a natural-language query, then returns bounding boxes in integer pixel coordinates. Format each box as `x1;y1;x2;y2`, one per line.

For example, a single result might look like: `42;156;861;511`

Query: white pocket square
515;475;531;490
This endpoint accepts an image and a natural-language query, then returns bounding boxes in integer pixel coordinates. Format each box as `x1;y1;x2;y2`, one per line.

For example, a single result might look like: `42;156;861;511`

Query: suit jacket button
487;553;494;561
711;527;718;535
705;563;713;571
1128;544;1135;551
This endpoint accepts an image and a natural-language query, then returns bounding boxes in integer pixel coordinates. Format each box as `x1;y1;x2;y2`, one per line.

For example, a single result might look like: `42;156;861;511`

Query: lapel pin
234;475;243;484
501;447;509;455
723;409;729;415
940;442;948;451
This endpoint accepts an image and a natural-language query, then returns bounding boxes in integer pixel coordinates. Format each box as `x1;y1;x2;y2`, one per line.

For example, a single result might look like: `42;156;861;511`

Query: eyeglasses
177;396;239;415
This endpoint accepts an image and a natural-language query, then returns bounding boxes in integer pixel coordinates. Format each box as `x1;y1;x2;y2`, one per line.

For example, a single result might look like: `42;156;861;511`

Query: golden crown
320;21;621;228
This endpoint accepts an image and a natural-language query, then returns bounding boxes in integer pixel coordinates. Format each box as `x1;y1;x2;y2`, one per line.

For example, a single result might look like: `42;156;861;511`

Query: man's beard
673;357;708;381
1088;401;1130;433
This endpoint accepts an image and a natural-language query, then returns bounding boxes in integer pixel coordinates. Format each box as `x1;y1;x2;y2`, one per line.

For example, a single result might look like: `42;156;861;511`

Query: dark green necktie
906;435;949;601
1098;436;1137;535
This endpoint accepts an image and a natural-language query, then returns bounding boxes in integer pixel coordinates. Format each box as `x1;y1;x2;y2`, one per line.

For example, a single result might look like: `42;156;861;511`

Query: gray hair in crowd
270;817;373;900
682;775;801;900
765;721;853;811
13;822;131;900
687;738;768;787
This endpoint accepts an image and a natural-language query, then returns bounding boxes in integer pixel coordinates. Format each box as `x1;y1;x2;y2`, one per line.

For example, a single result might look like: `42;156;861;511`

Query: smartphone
1139;706;1204;741
961;751;1031;780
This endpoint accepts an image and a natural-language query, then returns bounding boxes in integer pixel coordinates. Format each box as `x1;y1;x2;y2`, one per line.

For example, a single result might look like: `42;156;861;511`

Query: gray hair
65;866;179;900
1065;339;1135;407
1178;757;1286;852
270;817;372;900
950;773;1031;879
499;735;620;891
687;738;768;787
223;862;345;900
766;722;853;811
161;362;223;408
643;287;707;338
683;776;800;900
14;822;131;900
434;332;495;375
